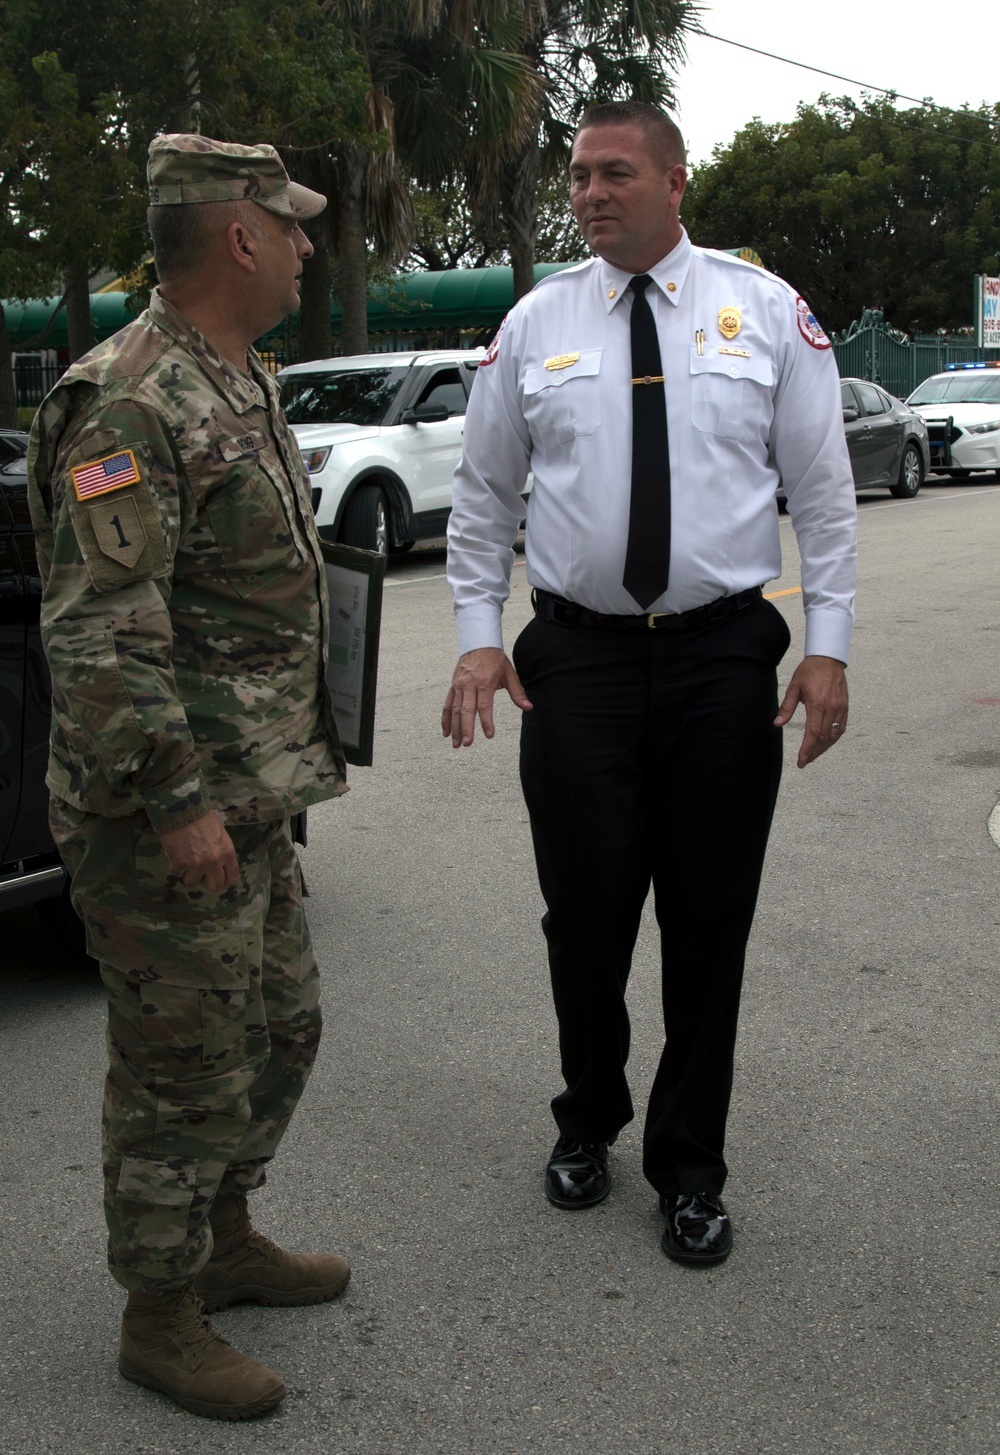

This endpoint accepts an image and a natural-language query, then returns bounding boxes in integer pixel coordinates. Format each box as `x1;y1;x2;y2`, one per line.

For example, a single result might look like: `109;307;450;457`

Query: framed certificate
320;541;387;767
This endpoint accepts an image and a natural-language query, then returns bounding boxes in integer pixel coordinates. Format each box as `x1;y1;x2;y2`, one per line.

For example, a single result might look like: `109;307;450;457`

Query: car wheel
890;443;923;499
341;484;389;555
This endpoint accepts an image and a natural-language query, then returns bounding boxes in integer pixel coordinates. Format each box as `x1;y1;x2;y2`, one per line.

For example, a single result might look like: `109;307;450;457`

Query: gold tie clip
631;375;665;385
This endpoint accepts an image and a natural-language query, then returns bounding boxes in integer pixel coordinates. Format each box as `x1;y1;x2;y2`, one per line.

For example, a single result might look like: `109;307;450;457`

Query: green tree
0;0;368;423
405;180;505;272
302;0;541;356
403;170;588;273
682;95;1000;335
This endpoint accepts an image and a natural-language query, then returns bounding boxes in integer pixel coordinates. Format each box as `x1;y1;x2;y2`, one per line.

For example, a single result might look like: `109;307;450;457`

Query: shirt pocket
690;349;774;443
522;349;603;445
204;454;304;598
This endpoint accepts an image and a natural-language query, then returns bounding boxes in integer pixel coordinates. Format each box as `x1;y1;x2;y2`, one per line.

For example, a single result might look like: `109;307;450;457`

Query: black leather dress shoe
544;1136;611;1210
659;1191;733;1265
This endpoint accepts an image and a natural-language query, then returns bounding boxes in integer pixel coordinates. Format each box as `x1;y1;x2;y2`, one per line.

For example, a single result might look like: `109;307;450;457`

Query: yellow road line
764;586;802;600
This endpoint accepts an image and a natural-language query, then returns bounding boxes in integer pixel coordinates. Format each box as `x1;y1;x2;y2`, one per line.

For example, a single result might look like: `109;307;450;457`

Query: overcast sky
671;0;997;167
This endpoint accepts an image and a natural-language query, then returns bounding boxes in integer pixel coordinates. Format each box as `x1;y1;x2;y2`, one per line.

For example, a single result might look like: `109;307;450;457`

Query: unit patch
90;496;149;568
480;314;508;366
718;307;742;340
796;297;831;350
70;449;141;500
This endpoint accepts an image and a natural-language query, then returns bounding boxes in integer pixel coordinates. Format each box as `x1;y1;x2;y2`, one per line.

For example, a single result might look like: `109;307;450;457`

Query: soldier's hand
159;811;240;892
441;647;533;748
774;655;848;769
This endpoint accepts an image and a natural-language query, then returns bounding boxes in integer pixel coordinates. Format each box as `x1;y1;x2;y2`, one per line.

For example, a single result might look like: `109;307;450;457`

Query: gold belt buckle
646;611;675;629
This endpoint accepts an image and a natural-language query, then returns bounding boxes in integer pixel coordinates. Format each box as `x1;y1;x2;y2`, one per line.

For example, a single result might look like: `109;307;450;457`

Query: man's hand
441;647;533;748
774;655;849;769
159;811;240;892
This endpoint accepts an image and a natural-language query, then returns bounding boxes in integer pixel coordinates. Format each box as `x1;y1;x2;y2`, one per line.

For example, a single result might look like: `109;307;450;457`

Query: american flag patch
70;450;141;500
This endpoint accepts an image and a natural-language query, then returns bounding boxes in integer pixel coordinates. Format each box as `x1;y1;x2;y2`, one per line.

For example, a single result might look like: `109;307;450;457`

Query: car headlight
966;420;1000;434
301;447;332;473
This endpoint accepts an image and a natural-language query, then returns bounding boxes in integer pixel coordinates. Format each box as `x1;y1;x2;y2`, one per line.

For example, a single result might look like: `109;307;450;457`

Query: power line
695;29;977;118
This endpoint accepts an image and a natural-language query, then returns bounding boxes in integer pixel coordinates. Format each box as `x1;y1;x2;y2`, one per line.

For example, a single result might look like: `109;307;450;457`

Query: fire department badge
718;307;742;340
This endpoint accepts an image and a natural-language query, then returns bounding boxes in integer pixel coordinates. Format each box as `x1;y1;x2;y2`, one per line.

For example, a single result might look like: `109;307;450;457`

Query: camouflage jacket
28;289;347;832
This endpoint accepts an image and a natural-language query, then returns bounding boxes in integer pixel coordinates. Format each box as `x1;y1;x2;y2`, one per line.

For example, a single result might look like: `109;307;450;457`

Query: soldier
28;135;350;1419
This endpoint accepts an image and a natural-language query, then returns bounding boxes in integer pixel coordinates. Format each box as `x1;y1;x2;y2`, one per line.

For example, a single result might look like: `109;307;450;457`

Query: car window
841;382;859;412
279;367;410;425
416;369;467;416
854;382;888;416
909;374;1000;406
0;432;29;482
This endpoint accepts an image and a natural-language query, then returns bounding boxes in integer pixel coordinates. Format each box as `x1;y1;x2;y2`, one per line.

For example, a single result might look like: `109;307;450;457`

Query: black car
778;378;931;506
0;428;84;949
2;429;302;957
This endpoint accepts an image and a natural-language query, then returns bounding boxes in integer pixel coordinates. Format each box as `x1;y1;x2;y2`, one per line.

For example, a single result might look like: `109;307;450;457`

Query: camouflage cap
147;134;326;219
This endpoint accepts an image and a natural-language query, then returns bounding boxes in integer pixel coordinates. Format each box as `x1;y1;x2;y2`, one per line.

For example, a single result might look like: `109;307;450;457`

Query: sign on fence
975;275;1000;348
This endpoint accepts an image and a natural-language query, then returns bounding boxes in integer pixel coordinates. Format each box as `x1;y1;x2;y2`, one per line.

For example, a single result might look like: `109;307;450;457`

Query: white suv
278;349;485;554
907;362;1000;478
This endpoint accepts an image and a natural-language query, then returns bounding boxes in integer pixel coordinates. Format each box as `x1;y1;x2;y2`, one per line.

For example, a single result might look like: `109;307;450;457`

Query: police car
277;350;486;554
907;362;1000;478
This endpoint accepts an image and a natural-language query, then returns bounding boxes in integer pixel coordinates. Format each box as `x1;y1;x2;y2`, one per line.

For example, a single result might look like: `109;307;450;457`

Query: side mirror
842;405;860;423
400;402;450;425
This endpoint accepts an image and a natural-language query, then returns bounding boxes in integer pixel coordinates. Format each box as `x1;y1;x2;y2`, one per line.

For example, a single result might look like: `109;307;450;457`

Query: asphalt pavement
1;476;998;1454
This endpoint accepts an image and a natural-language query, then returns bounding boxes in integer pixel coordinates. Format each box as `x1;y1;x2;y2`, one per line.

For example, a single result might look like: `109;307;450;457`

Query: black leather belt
532;585;763;632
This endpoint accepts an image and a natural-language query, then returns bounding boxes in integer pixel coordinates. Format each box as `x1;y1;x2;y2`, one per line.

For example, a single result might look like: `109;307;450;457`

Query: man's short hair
146;199;264;284
574;102;687;170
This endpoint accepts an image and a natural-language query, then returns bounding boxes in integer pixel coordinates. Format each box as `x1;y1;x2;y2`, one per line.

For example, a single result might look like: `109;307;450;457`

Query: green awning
4;251;762;349
4;293;141;348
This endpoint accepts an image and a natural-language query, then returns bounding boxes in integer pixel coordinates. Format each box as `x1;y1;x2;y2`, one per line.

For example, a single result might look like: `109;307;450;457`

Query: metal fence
14;355;64;409
13;308;1000;411
831;310;1000;398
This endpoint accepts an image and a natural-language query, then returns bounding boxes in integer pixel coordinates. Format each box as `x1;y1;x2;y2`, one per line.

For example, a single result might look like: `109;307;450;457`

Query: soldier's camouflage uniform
28;288;347;1293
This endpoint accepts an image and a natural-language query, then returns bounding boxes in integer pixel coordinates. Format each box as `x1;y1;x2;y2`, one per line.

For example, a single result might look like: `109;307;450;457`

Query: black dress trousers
513;596;791;1197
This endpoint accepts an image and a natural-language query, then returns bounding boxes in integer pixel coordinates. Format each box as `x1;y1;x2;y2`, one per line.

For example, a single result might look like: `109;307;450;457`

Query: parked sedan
778;378;930;507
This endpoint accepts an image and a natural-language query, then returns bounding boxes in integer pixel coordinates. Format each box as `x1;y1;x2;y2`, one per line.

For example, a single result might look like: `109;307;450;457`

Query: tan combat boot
119;1285;286;1420
194;1190;351;1313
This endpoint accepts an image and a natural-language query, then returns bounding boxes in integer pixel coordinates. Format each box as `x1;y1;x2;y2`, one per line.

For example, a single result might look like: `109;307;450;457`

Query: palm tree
475;0;700;299
296;1;541;357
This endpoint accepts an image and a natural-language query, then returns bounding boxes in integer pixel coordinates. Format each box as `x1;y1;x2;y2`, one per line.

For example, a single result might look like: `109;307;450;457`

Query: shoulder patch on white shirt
480;314;508;366
796;297;831;350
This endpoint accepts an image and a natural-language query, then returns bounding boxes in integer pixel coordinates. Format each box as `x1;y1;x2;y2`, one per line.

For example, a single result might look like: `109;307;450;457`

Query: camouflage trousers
50;799;322;1295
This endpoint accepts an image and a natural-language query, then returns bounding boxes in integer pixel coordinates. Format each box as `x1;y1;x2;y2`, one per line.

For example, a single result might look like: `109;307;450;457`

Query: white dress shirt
447;229;858;662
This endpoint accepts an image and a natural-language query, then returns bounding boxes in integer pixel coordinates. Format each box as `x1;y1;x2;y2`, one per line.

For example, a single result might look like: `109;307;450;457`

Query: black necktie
622;274;671;611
